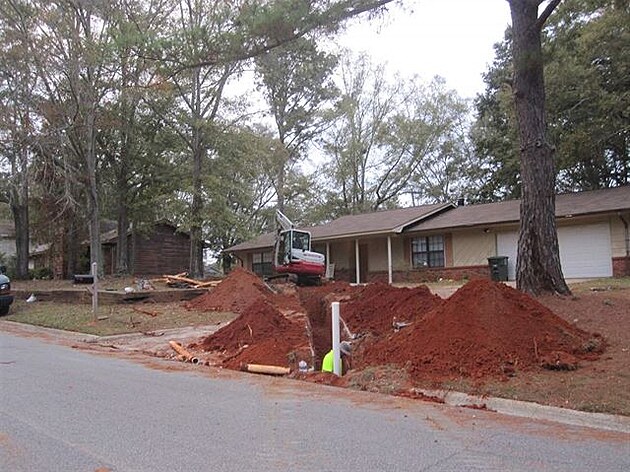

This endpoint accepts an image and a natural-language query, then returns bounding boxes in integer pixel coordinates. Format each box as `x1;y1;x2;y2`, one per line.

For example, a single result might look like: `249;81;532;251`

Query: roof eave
394;203;456;234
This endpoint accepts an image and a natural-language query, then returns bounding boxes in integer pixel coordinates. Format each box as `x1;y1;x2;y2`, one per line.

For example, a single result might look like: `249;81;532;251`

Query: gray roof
227;202;453;252
407;185;630;232
227;186;630;253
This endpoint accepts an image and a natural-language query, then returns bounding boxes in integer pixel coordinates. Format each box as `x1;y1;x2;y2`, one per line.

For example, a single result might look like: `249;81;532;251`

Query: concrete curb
416;388;630;434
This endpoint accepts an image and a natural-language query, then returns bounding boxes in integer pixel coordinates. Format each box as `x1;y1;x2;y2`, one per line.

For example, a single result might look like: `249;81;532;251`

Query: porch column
387;235;393;285
326;243;330;264
355;239;360;284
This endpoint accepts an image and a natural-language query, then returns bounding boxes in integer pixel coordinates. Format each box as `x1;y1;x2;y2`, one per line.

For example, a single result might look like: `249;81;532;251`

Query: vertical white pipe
355;239;360;284
332;302;341;376
387;235;393;285
91;262;98;319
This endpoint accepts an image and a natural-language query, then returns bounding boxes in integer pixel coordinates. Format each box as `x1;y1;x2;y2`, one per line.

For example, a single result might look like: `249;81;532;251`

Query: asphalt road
1;332;628;472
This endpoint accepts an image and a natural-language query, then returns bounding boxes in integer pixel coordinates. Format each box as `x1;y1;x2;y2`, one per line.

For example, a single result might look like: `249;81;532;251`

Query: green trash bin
488;256;509;281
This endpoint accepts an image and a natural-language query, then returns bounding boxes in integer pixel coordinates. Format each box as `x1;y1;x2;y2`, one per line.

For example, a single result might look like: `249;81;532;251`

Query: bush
29;267;53;280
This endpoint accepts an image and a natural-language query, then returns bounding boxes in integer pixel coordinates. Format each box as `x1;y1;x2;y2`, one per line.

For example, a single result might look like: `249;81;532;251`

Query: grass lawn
5;299;235;337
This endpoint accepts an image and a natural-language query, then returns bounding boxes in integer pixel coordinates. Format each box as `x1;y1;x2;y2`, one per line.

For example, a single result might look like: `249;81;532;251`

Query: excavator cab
275;229;311;266
273;211;325;282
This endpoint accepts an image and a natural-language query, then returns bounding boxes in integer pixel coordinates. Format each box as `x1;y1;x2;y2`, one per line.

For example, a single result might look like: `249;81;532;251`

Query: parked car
0;266;14;316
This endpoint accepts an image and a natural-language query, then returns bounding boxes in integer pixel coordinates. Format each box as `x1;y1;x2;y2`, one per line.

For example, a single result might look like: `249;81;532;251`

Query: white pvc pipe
387;235;393;285
355;240;360;284
332;302;341;376
91;262;98;319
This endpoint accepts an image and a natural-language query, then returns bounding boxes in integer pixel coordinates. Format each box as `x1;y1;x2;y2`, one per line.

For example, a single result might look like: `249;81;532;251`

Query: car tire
0;306;9;316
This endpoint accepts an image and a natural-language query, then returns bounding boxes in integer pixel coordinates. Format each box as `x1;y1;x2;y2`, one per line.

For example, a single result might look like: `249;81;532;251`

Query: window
252;251;273;276
411;235;445;268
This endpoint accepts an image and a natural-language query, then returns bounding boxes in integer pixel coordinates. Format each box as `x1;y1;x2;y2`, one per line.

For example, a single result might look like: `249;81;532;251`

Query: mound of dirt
197;299;310;369
340;283;442;336
184;267;269;313
359;279;602;380
184;267;301;314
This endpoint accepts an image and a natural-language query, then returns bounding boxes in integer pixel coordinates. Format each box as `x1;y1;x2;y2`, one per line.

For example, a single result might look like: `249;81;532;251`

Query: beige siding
331;240;354;270
452;231;496;266
366;238;388;271
327;236;406;272
610;215;629;258
391;237;407;270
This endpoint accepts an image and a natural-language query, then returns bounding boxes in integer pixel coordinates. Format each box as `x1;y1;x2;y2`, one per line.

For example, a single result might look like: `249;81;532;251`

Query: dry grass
5;299;235;337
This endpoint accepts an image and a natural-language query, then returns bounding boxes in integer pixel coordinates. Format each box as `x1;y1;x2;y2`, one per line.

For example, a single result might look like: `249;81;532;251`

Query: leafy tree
161;0;397;71
477;0;627;294
204;126;280;272
255;37;338;213
98;0;176;274
25;0;118;276
545;0;629;190
397;78;473;204
470;33;521;202
0;0;38;278
474;0;629;198
321;54;472;215
152;0;239;278
156;0;395;276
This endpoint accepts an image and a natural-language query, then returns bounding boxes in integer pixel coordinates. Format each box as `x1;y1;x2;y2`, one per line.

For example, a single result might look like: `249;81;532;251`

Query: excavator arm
276;210;294;231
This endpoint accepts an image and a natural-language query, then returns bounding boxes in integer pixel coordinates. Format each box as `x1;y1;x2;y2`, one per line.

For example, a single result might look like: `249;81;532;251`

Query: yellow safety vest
322;350;335;373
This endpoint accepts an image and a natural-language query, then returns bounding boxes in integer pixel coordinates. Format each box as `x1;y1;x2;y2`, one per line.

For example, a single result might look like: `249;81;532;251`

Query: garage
496;222;613;279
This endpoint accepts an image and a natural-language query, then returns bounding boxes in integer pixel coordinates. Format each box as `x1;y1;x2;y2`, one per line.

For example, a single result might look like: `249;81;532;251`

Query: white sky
336;0;512;99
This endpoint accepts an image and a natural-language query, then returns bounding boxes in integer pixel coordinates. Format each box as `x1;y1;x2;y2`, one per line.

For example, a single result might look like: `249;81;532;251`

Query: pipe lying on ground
242;363;291;375
169;340;200;364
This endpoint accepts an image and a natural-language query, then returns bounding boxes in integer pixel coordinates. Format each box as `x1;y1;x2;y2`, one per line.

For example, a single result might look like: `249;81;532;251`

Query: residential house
29;222;191;277
227;186;630;282
102;222;190;276
0;220;16;260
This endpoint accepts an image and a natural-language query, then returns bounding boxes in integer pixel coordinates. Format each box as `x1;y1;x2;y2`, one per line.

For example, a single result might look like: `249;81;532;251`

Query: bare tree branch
535;0;562;30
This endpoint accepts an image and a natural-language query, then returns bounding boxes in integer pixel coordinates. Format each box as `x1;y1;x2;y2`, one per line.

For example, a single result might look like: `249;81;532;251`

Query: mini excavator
273;210;325;285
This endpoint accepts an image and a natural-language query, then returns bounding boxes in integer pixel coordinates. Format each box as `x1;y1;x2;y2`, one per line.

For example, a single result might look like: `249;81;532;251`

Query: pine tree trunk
509;0;570;295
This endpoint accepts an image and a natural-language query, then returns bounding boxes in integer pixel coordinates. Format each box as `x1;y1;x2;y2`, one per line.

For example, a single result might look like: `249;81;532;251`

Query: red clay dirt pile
184;267;300;314
340;283;442;337
358;279;603;380
195;299;310;370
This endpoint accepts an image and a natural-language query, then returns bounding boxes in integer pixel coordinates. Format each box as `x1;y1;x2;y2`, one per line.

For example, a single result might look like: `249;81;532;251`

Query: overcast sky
336;0;512;99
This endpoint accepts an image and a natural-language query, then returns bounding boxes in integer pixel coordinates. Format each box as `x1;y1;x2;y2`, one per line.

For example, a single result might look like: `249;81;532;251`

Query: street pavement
1;330;629;472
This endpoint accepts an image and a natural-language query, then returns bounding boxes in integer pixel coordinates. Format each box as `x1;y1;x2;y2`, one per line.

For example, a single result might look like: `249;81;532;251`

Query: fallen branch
132;307;158;317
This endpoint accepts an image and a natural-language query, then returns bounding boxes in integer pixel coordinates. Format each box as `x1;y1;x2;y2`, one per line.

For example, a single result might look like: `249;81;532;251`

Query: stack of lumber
150;272;223;289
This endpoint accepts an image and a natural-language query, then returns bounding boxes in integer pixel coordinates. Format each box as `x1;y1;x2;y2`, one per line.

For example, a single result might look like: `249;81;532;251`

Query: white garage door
557;223;612;278
496;231;518;280
496;223;612;280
